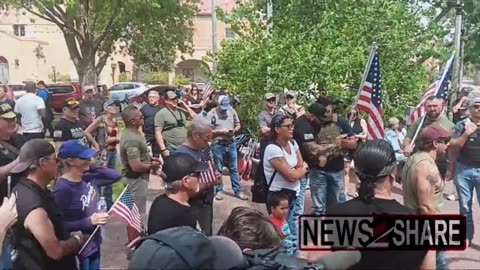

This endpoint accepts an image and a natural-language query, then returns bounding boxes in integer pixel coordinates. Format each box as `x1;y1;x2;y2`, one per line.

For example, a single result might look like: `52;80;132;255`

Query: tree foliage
5;0;196;86
208;0;447;135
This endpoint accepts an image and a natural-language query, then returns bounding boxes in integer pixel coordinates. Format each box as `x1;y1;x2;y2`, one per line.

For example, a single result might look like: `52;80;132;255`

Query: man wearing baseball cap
148;153;209;234
279;90;303;119
207;95;247;201
449;95;480;247
140;90;163;156
53;98;86;149
402;125;452;269
79;85;104;129
11;139;85;269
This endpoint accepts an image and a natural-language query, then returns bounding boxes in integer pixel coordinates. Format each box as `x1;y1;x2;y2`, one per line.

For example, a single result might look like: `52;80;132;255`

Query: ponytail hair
353;140;397;203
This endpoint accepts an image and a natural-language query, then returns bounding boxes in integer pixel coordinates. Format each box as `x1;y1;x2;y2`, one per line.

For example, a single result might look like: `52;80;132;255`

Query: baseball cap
421;126;453;144
128;226;245;270
285;91;296;98
148;90;160;97
83;85;94;93
162;153;208;183
0;102;16;119
11;139;56;174
468;95;480;107
219;96;232;111
165;90;177;100
64;98;80;109
58;140;97;159
103;100;116;110
308;103;329;121
264;93;275;100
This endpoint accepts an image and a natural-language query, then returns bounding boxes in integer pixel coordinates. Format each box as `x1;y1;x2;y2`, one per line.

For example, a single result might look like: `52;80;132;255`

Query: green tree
209;0;446;134
5;0;196;86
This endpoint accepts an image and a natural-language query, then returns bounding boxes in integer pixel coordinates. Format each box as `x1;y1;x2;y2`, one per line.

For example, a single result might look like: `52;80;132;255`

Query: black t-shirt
53;118;85;142
326;198;427;270
140;104;163;136
12;178;77;270
293;115;318;168
0;134;27;204
147;194;197;235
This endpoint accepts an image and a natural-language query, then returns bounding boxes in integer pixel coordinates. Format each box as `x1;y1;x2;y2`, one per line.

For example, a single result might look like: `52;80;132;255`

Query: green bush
173;74;191;85
144;71;169;84
119;72;129;82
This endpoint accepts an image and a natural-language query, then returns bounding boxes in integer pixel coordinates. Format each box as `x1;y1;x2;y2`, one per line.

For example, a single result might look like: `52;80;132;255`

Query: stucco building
0;1;237;86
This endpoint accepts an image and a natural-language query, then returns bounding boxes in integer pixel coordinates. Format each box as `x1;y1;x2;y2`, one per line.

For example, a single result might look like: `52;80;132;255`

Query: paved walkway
101;175;480;269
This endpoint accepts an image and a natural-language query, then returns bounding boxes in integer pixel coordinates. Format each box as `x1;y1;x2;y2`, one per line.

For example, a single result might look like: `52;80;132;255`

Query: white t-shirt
263;140;300;195
14;93;45;133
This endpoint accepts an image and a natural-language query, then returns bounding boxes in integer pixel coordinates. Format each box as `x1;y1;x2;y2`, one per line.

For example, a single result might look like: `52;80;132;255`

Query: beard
427;111;439;119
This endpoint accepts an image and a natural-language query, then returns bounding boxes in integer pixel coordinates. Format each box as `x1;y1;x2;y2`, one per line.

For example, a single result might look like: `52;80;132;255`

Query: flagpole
409;53;455;149
353;42;377;108
78;184;130;255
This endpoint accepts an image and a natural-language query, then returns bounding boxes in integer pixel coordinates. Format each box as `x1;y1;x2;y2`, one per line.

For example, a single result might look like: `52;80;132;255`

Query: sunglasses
66;100;80;106
472;105;480;110
280;124;294;129
267;98;276;103
286;95;294;99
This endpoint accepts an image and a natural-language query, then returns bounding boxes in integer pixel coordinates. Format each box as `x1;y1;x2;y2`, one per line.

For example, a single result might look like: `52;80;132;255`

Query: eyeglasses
286;95;294;99
280;124;294;129
267;98;276;103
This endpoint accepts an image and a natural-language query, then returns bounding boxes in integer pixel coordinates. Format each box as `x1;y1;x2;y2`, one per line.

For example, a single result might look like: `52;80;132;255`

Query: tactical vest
458;123;480;167
317;114;342;167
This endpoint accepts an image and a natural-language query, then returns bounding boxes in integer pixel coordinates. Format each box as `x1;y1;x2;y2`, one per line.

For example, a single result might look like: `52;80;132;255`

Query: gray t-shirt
206;108;240;143
79;99;104;128
258;110;276;138
154;107;188;150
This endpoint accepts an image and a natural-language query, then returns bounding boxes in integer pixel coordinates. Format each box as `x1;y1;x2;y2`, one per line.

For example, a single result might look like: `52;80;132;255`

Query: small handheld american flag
356;47;384;140
200;146;217;183
202;81;215;101
111;189;143;235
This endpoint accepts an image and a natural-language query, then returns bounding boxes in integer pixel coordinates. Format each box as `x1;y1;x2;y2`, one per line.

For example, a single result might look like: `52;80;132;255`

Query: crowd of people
0;80;478;270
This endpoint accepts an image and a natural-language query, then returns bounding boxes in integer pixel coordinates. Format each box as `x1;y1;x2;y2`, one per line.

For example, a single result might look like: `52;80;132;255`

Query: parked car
109;82;149;103
7;83;27;99
47;82;83;112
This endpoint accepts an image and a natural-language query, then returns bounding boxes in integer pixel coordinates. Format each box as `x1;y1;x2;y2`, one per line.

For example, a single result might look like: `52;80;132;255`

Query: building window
226;28;235;39
13;25;25;37
182;68;194;81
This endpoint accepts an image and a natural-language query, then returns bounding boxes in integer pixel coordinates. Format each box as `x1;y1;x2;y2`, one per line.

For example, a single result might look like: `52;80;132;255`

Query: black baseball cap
308;103;329;121
11;139;56;174
0;102;16;119
162;153;209;183
64;98;80;109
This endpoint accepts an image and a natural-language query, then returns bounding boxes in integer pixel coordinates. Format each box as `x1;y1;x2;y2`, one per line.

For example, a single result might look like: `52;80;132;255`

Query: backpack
251;141;278;204
232;248;326;270
128;226;216;269
317;114;343;166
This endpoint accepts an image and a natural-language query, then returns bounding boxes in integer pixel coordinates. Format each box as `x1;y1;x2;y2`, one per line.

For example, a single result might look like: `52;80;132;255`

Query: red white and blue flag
200;146;217;183
356;48;384;140
202;81;215;101
408;54;454;125
111;189;143;248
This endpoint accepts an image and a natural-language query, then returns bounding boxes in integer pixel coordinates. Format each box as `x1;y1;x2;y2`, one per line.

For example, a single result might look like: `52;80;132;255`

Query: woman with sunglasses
53;140;121;270
185;84;203;114
263;113;308;257
344;107;368;198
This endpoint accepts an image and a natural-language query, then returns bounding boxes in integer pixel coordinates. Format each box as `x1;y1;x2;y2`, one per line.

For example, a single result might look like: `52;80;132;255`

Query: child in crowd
268;192;294;255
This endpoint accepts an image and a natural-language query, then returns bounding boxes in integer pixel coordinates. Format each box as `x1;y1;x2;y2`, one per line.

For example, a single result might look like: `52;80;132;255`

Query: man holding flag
174;119;222;235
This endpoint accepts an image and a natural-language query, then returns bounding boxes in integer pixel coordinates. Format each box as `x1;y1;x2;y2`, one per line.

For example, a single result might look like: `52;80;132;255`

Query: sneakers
215;192;249;201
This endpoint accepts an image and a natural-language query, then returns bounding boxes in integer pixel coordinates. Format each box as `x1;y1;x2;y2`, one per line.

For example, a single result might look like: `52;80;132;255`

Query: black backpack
128;226;216;269
233;248;326;270
251;141;278;204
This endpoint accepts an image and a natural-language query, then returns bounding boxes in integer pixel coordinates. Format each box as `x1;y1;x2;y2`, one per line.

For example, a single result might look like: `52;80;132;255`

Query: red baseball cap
421;126;453;143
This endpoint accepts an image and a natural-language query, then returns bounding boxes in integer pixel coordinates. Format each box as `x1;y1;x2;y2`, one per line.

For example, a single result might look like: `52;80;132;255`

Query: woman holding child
263;113;309;256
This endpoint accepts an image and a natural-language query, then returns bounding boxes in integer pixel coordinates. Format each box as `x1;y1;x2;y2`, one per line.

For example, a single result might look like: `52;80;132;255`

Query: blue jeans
79;251;101;270
212;143;242;195
102;150;117;209
0;237;12;270
454;162;480;244
436;250;447;270
289;176;308;255
309;168;346;216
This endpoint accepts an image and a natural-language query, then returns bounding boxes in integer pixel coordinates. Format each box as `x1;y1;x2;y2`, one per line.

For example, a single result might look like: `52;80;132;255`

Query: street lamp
111;63;117;84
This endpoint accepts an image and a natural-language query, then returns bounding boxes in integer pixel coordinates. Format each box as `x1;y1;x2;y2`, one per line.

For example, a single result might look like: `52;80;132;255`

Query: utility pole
212;0;218;73
450;0;464;110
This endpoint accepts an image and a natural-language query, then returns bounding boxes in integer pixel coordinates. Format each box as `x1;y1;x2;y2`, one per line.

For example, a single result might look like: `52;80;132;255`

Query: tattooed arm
302;141;337;158
415;162;438;215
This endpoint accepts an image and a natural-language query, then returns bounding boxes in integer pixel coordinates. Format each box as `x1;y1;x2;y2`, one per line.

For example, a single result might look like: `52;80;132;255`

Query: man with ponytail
326;140;435;270
402;126;452;270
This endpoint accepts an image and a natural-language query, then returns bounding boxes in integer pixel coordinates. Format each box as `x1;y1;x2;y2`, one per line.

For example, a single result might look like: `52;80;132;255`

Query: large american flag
408;54;454;125
356;48;384;140
202;81;215;101
111;190;142;233
200;147;217;183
